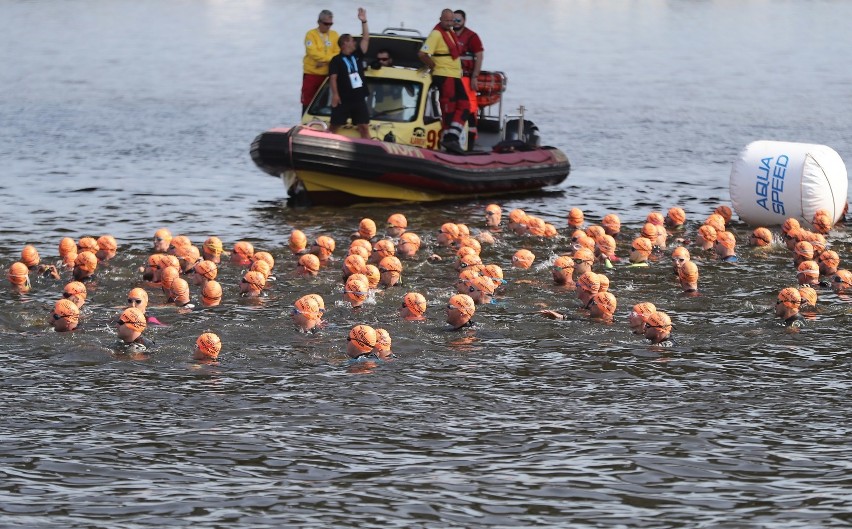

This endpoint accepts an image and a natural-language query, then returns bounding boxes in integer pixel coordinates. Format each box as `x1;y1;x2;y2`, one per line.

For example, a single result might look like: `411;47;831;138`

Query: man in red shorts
453;10;484;150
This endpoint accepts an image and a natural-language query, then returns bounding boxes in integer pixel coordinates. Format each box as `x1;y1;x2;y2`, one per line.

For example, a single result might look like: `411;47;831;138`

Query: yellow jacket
303;28;340;75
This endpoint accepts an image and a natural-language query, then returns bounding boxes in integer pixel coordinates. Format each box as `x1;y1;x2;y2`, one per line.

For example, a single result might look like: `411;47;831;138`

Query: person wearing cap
50;298;80;332
344;274;370;307
356;218;377;241
292;294;324;333
371;239;395;265
445;293;476;330
77;236;99;255
506;209;526;235
250;259;272;283
775;287;804;328
168;277;193;308
397;232;421;259
456;251;482;273
346;324;378;358
798;286;818;313
481;263;506;291
705;213;726;234
795;261;822;287
289;230;308;255
176;246;202;275
297;253;321;277
572;247;594;277
595;234;619;268
73;251;98;282
551;255;575;287
387;214;408;237
576;271;601;309
629;302;657;334
812;210;832;234
714;231;738;262
373;328;394;360
342;254;368;281
126;287;149;313
378;256;402;288
670;246;690;276
202;236;224;263
7;262;31;293
194;332;222;362
628;237;653;266
567;208;584;229
168;235;192;256
436;223;460;248
831;269;852;295
160;266;180;298
467;274;496;305
63;281;87;309
485;204;502;229
512;249;535;269
792;241;814;268
456;268;478;294
240;271;266;298
58;237;77;269
588;291;617;322
599;213;621;239
231;241;254;266
141;254;163;283
678;261;699;295
22;245;50;278
714;205;733;227
695;224;717;251
152;228;172;253
644;311;674;345
748;227;773;248
311;235;336;264
201;280;223;307
116;307;155;352
400;292;427;321
364;264;380;289
818;250;840;277
96;235;118;262
665;207;687;230
192;260;218;287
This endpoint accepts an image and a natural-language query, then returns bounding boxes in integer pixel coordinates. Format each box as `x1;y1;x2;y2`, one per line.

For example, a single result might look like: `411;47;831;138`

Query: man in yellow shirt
418;8;471;154
302;9;339;113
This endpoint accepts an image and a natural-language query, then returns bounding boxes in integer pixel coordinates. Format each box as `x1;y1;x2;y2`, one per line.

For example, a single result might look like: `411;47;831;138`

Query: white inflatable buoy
730;140;847;227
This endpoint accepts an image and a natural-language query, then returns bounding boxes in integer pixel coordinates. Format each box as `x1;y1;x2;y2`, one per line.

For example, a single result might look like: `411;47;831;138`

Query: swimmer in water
714;231;738;262
437;223;461;247
695;225;717;252
378;256;403;288
445;293;476;330
239;271;266;298
792;241;814;268
292;294;324;333
397;232;421;259
588;291;617;322
96;235;118;262
512;249;535;269
467;274;496;305
595;234;619;268
576;271;601;309
346;324;378;358
400;292;427;321
7;262;31;293
202;236;224;264
344;274;370;308
551;255;575;287
567;208;584;230
644;311;674;345
169;277;193;308
775;287;804;328
387;213;408;238
231;241;255;266
831;269;851;295
796;261;821;287
573;248;595;276
748;227;773;248
192;260;218;288
168;235;192;256
371;239;395;265
50;298;80;332
201;280;223;307
342;254;368;281
818;250;840;277
116;307;154;351
628;237;653;266
671;246;690;276
78;236;99;256
73;251;98;282
297;253;321;277
310;235;336;265
63;281;87;309
601;213;621;239
58;237;77;269
678;261;699;295
485;204;502;229
629;302;656;334
665;207;686;231
194;332;222;362
289;229;308;255
357;218;377;241
506;209;526;235
152;228;172;253
374;328;394;359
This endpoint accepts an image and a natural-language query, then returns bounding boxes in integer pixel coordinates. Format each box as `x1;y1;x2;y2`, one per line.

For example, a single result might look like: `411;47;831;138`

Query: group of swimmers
5;201;849;362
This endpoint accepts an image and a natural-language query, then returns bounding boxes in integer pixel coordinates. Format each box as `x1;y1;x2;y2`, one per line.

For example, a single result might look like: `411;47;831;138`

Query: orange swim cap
348;324;378;352
253;251;275;270
508;209;526;224
74;251;98;273
573;247;595;265
819;250;840;267
798;286;818;307
812;213;832;234
289;230;307;252
154;228;172;243
387;213;408;229
512;249;535;268
170;277;190;299
250;260;271;279
716;231;736;250
345;274;370;303
678;261;699;282
777;287;801;309
119;307;147;333
553;255;574;271
21;245;40;268
399;232;421;249
170;235;192;253
7;262;30;285
97;235;118;252
439;223;461;240
203;236;223;256
194;260;218;280
78;237;99;253
403;292;427;316
242;271;266;291
714;205;733;223
526;216;546;236
797;260;819;277
485;203;501;216
373;239;395;259
585;225;605;240
646;212;664;226
63;281;87;300
59;237;77;256
601;213;621;232
128;287;148;305
202;280;223;304
364;264;380;288
470;274;496;296
640;222;657;239
482;263;505;283
161;266;179;290
782;218;800;235
631;237;653;254
667;207;686;225
294;294;323;320
359;218;377;239
233;241;255;259
348;245;370;261
448;293;476;318
53;298;80;322
567;208;584;227
343;254;368;276
457;236;482;255
596;234;616;254
196;332;222;359
751;227;772;246
592;291;617;315
632;302;657;320
314;235;336;254
697;225;717;243
158;254;180;270
672;246;690;260
375;328;392;350
577;271;600;293
794;241;814;259
298;253;321;273
646;311;672;332
458;252;483;270
457;224;470;237
704;213;726;233
378;255;403;275
350;238;372;254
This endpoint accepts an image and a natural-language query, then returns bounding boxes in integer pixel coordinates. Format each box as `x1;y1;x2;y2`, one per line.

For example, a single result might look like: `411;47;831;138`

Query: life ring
476;71;506;108
305;119;329;131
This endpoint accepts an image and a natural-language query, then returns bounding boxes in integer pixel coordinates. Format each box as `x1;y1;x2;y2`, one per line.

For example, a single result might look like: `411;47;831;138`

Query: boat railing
381;27;423;37
502;105;526;141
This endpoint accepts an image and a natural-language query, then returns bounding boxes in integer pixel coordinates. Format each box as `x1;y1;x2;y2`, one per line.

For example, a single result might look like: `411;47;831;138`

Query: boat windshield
307;78;422;123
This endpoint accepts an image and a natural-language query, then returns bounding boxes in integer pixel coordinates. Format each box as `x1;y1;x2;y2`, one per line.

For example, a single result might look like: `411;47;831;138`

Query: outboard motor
504;119;540;148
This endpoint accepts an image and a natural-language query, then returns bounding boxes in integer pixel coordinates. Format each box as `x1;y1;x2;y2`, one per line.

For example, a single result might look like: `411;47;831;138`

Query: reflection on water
1;0;851;527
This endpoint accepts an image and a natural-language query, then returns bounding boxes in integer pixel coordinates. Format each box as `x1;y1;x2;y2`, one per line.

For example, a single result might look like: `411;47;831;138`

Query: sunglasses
453;18;462;23
377;57;391;62
446;304;458;310
118;320;144;327
319;21;333;26
62;292;75;299
128;298;144;304
673;257;687;263
345;290;368;297
153;237;166;243
379;267;399;274
834;276;851;286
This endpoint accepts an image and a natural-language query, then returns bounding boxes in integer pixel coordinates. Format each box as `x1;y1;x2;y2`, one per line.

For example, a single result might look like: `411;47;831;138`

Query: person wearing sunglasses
50;299;80;333
302;9;340;113
452;10;484;150
644;311;674;345
418;9;471;154
831;269;852;295
775;287;805;329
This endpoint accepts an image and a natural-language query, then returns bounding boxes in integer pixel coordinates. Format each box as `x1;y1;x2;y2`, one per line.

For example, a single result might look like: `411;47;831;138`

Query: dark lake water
1;1;851;527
